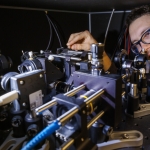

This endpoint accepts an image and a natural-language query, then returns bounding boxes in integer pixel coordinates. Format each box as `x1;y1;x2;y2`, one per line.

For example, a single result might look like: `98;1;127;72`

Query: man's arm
67;30;115;72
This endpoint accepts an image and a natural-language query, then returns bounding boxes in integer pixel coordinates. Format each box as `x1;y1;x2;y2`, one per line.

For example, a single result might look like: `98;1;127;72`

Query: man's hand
67;30;112;71
66;30;97;50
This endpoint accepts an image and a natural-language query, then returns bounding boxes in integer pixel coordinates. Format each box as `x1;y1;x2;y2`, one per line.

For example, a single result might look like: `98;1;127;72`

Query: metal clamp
134;103;150;118
0;131;27;150
97;130;143;150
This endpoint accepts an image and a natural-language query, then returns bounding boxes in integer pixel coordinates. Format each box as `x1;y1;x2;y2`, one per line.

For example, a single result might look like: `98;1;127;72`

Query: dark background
0;0;150;12
0;9;89;70
0;8;129;71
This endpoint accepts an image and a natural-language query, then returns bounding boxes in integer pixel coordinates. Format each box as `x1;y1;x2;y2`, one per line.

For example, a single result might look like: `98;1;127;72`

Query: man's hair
126;5;150;27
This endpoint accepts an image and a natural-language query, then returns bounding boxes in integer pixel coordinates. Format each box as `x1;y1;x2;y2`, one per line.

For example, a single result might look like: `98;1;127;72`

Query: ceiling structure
0;0;150;12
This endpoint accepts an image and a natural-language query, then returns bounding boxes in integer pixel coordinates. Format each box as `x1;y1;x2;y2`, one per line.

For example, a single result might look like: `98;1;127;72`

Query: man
66;5;150;72
126;5;150;57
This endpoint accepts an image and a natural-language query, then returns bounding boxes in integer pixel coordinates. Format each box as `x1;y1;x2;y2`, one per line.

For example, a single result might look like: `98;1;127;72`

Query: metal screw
28;128;38;137
39;74;43;78
12;118;21;127
141;105;146;109
22;103;26;106
82;110;86;114
40;50;44;54
20;80;24;85
60;135;64;140
123;133;129;139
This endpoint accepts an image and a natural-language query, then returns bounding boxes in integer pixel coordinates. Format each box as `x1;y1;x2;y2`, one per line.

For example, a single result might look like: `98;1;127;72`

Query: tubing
21;120;61;150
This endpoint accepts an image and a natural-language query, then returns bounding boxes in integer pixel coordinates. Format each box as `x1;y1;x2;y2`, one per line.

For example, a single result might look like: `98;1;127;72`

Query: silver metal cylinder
50;54;81;61
130;84;138;97
88;53;92;61
87;110;104;129
91;43;104;66
35;99;57;115
57;106;79;125
84;89;104;105
79;89;95;99
75;62;80;66
122;60;133;69
28;51;33;59
64;84;85;97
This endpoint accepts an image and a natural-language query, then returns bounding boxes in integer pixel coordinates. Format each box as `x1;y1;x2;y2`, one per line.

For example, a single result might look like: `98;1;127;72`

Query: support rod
35;99;57;115
84;89;104;105
87;110;104;129
64;84;85;97
61;139;74;150
57;106;79;125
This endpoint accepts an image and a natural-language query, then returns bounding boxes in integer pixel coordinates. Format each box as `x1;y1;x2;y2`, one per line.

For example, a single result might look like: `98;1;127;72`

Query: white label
29;90;43;110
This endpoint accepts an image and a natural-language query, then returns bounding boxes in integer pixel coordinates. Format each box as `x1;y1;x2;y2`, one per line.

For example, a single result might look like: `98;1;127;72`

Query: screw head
39;74;43;78
20;80;24;85
141;105;146;109
22;103;26;106
124;133;129;139
12;118;21;127
82;110;86;114
27;128;38;137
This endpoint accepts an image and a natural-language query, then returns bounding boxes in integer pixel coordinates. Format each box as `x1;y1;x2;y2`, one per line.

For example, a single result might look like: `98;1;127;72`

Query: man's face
129;14;150;57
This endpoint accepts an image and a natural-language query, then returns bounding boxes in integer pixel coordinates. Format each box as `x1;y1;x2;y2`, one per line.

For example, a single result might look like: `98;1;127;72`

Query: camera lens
18;59;42;73
1;72;19;91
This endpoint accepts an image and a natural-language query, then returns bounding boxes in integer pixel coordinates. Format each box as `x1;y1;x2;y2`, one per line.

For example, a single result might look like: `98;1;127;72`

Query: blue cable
21;120;61;150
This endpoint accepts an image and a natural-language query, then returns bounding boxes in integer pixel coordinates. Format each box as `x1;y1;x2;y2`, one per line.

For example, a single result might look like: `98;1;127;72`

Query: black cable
45;14;53;50
51;17;66;47
46;14;63;48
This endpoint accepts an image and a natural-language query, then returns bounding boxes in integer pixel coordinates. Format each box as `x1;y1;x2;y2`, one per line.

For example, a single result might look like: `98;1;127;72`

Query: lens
142;30;150;43
18;59;42;73
55;81;71;93
1;72;19;91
